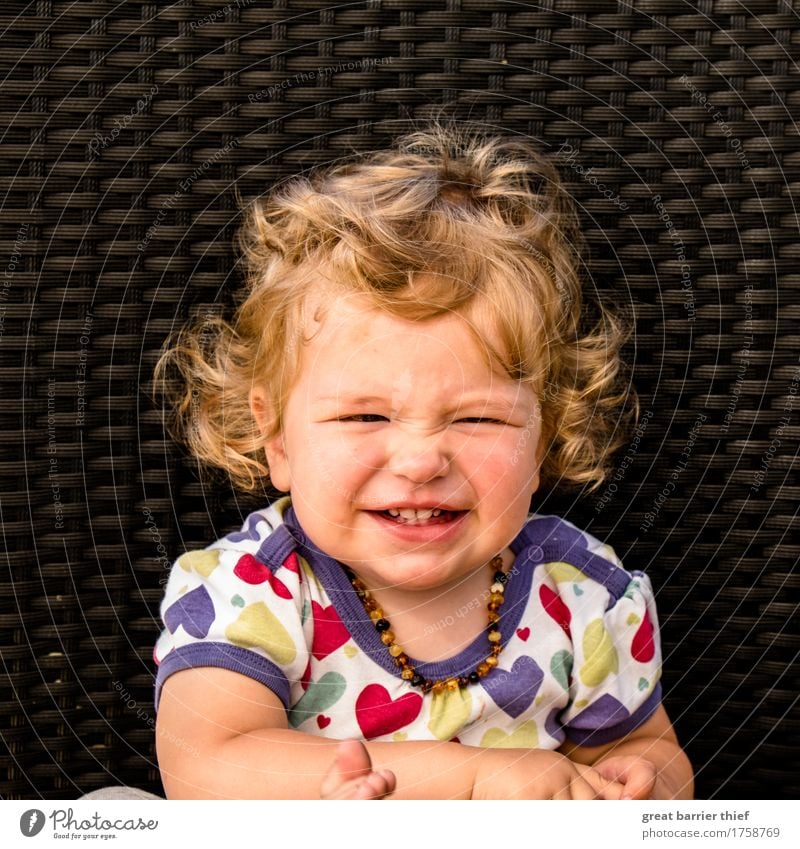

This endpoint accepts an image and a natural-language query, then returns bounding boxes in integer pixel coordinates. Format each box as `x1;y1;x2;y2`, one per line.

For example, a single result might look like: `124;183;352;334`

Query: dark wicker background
1;0;798;800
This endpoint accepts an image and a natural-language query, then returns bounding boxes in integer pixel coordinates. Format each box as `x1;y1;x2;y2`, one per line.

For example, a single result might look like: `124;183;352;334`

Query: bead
344;558;508;695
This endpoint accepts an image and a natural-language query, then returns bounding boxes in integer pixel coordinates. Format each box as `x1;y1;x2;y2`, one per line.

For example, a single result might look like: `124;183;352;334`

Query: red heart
317;715;331;730
516;626;530;641
540;584;572;637
234;553;270;584
300;660;312;692
311;601;350;661
355;684;423;740
234;554;292;599
631;609;655;663
284;551;301;577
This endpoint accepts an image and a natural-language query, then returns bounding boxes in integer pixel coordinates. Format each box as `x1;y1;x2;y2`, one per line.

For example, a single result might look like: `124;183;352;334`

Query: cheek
311;432;385;490
479;434;540;491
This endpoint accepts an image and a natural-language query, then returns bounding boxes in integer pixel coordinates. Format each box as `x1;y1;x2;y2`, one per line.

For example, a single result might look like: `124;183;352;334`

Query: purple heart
481;655;544;719
164;585;215;639
226;512;265;543
568;694;629;734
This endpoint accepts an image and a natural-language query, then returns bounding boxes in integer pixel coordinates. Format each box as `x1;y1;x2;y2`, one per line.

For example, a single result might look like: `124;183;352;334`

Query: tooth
398;509;417;520
388;509;401;517
416;509;434;520
432;509;442;517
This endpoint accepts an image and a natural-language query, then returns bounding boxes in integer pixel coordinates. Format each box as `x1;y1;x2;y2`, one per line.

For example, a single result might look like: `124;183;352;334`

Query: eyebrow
312;395;388;406
312;394;521;414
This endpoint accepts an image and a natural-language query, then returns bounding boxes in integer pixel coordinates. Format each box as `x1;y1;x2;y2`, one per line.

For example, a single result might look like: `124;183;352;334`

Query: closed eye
338;414;389;423
456;417;507;425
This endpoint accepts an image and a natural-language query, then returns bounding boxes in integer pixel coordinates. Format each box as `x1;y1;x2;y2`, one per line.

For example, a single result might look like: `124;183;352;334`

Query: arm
157;666;487;800
156;667;625;800
559;705;694;799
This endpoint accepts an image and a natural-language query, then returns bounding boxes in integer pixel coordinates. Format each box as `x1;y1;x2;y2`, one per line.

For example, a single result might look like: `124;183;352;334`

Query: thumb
319;740;374;797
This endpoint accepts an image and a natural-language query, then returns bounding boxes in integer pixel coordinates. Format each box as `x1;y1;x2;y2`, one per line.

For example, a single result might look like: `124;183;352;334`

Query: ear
250;387;291;492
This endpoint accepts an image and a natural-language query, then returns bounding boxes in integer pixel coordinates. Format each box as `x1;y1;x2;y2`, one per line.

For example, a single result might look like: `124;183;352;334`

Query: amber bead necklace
345;555;508;695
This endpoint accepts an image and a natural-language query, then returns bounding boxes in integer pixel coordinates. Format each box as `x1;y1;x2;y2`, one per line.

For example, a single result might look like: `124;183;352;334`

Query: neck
349;548;515;663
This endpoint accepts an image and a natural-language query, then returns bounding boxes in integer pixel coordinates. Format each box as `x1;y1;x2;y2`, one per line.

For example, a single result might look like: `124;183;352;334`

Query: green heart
638;677;649;691
573;584;584;596
550;650;574;691
288;672;346;728
301;599;311;625
231;594;245;608
624;580;641;601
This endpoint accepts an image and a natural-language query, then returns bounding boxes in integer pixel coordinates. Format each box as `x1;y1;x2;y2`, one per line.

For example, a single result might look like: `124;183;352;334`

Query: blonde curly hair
155;121;636;494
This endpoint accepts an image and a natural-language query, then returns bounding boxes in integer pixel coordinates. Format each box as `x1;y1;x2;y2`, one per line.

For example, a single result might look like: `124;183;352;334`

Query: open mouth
374;508;465;526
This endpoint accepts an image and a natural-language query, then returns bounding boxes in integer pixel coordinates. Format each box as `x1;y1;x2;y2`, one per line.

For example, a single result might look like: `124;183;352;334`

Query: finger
353;769;397;800
576;764;624;800
569;774;600;800
319;740;374;797
321;778;363;800
595;759;656;800
620;763;657;800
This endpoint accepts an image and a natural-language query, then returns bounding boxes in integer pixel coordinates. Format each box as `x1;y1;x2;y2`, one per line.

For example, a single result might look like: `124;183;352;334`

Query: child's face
252;292;543;593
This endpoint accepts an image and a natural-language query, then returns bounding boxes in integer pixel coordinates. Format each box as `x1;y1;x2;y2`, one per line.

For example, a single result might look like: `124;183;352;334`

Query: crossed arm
156;667;694;800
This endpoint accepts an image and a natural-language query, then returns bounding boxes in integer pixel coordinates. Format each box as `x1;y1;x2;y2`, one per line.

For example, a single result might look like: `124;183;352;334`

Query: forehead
291;295;535;415
302;293;490;366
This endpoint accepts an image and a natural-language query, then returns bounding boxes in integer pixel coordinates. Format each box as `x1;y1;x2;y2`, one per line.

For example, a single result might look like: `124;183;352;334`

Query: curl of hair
155;120;637;494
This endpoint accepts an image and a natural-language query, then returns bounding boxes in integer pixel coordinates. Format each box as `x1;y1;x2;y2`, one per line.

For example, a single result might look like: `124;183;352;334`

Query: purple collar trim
280;506;539;683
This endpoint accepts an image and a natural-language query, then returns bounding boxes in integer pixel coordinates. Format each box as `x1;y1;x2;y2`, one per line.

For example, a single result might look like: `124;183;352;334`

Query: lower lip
366;510;469;543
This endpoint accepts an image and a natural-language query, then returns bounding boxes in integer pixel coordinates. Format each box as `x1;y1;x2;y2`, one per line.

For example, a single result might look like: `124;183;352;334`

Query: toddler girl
153;122;693;800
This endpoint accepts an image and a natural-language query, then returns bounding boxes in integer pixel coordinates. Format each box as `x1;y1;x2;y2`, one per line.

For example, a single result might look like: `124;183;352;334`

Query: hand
593;755;659;800
472;748;626;800
319;740;397;800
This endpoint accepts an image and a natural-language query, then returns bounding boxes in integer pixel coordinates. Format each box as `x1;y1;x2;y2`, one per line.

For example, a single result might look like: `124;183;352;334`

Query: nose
387;427;451;484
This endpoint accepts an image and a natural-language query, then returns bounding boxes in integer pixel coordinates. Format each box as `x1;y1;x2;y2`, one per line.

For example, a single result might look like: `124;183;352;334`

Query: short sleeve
558;569;662;747
153;546;310;711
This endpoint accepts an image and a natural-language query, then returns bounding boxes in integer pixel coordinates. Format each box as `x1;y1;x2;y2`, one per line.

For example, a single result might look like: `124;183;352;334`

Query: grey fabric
78;786;164;800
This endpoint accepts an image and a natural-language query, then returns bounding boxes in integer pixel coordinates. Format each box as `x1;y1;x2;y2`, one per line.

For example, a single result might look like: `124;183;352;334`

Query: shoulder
163;496;305;602
516;513;648;604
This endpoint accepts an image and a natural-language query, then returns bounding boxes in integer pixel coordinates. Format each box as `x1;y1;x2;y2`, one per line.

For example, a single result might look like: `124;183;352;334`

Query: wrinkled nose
388;429;451;484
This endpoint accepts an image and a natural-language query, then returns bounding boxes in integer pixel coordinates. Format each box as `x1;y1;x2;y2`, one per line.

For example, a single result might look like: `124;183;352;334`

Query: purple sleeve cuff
563;681;663;747
154;642;290;712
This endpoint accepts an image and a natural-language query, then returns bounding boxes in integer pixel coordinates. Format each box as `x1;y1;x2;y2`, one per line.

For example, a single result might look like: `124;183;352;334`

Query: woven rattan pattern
1;1;798;799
